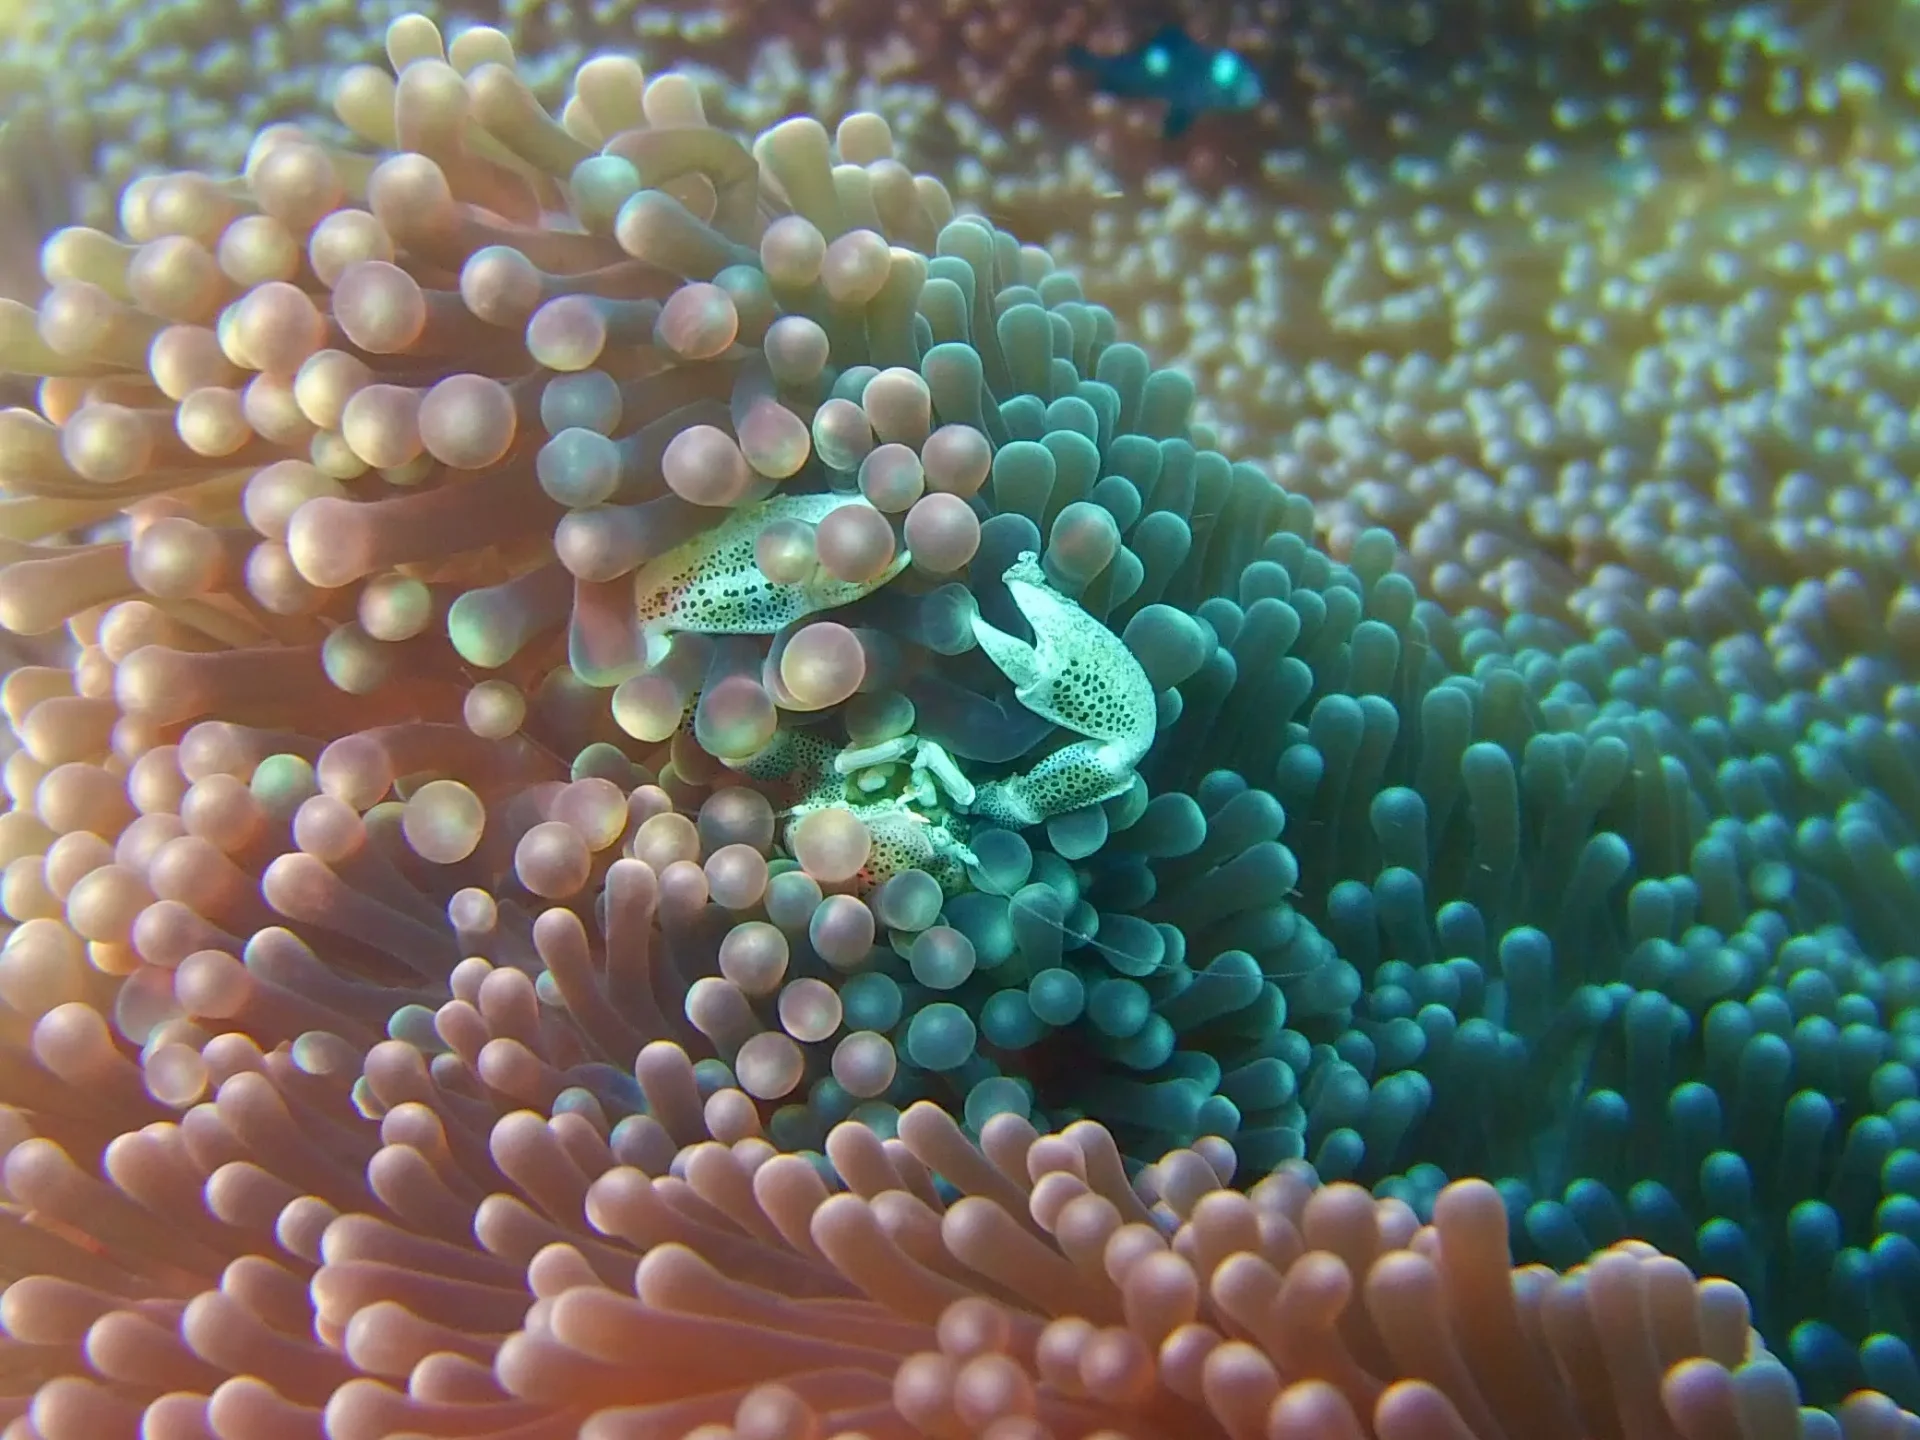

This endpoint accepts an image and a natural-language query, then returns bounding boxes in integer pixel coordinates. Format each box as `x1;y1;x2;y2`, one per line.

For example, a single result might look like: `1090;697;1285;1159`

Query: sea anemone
0;1022;1862;1440
0;4;1919;1425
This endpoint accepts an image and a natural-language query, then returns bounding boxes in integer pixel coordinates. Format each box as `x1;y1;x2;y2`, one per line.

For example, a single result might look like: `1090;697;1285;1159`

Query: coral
3;0;1901;216
0;2;1919;1426
0;1010;1862;1440
246;1094;1889;1439
5;0;1917;626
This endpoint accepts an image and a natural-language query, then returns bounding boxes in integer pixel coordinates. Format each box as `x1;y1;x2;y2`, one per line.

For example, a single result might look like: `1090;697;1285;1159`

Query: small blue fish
1068;25;1265;139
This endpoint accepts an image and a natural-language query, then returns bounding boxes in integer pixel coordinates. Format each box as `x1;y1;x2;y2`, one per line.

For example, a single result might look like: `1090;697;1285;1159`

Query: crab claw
634;492;909;665
969;604;1046;693
966;553;1157;826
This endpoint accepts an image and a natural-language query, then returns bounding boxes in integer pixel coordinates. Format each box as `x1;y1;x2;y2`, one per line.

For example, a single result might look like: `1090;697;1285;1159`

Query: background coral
0;1;1919;1432
4;0;1917;627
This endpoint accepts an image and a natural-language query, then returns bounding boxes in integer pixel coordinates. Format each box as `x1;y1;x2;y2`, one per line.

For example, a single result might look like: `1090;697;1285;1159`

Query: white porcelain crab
630;496;1158;887
729;719;981;891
